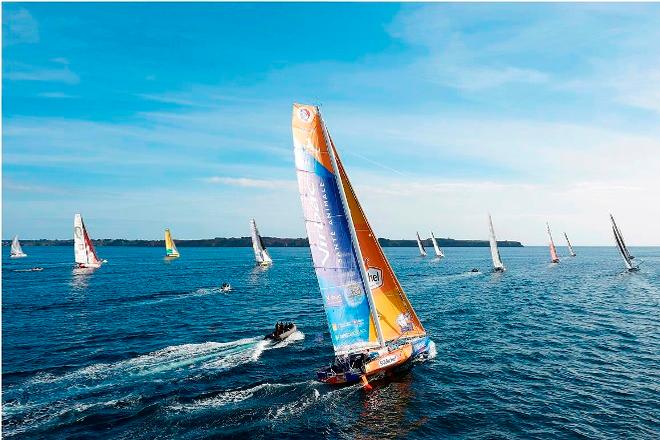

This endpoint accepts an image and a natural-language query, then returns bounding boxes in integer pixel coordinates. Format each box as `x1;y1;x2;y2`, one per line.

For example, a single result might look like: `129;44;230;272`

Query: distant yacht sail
292;103;431;389
488;214;505;272
164;228;180;258
564;232;576;257
250;218;272;266
610;214;637;271
416;232;427;257
430;231;444;258
74;214;103;268
546;222;560;264
10;235;27;258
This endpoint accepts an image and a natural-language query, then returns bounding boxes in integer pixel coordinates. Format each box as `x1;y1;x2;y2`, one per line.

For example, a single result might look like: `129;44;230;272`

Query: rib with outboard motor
250;218;272;266
10;235;27;258
564;232;576;257
416;232;427;257
547;222;560;264
430;231;444;258
610;214;638;271
74;214;103;268
488;214;505;272
292;104;432;390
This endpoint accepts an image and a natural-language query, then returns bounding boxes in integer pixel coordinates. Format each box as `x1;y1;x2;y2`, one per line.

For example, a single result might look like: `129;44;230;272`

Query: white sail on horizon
430;231;444;258
10;235;27;258
74;214;102;268
547;222;560;263
610;214;636;271
488;214;505;271
250;218;272;265
564;232;576;257
416;232;427;257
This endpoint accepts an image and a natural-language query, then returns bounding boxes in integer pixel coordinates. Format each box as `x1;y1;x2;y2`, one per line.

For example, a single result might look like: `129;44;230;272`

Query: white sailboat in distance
250;218;272;266
488;214;505;272
610;214;638;272
430;231;444;258
547;222;560;264
416;232;427;257
564;232;576;257
74;214;104;268
10;235;27;258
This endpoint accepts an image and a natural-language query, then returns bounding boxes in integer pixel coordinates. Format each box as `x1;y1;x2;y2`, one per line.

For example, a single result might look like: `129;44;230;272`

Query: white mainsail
74;214;102;268
488;214;505;271
564;232;576;257
250;218;272;265
430;231;444;257
10;235;27;258
610;214;636;271
416;232;427;256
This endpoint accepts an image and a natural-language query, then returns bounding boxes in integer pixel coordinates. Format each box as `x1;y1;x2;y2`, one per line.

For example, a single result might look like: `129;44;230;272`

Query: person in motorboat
220;283;232;292
265;321;297;341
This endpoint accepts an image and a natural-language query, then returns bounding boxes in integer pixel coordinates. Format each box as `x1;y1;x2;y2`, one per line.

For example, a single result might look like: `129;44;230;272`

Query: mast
319;108;386;349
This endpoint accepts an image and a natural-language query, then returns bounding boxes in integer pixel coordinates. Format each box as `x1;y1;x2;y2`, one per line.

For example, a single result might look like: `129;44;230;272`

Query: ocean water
2;246;659;439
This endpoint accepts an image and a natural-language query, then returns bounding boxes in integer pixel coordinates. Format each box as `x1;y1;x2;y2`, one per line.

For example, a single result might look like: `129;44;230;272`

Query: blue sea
2;246;659;439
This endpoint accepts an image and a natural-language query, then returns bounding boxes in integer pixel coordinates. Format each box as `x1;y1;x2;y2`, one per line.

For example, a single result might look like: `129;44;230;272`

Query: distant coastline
2;237;523;248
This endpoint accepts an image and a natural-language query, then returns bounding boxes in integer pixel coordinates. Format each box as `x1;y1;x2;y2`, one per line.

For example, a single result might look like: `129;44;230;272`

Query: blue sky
3;3;660;244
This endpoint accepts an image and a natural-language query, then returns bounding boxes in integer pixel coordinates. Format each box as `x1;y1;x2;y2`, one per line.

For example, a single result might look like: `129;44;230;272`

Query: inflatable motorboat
220;283;232;293
265;322;297;341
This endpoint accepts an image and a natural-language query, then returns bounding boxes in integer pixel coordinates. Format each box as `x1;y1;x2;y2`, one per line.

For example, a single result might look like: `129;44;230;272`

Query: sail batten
488;214;505;271
250;219;272;265
430;232;444;257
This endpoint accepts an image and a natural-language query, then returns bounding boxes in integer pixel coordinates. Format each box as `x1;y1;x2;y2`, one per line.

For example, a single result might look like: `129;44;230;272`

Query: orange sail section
331;140;426;343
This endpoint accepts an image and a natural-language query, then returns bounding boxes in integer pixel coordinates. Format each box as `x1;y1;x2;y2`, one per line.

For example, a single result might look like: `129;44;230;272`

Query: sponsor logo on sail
298;107;312;122
367;267;383;289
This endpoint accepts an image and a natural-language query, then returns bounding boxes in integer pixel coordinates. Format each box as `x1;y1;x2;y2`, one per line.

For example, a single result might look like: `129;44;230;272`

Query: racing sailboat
610;214;638;271
74;214;103;268
250;218;272;266
488;214;505;272
164;228;180;258
292;104;432;390
10;236;27;258
564;232;576;257
416;232;427;256
430;232;444;258
546;222;560;264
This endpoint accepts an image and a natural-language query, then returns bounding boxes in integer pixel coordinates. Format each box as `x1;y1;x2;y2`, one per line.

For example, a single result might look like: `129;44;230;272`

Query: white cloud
5;62;79;84
3;8;39;45
202;176;295;190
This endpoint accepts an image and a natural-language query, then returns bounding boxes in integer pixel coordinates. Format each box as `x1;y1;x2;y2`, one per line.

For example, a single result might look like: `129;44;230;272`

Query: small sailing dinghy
564;232;576;257
293;104;432;390
10;235;27;258
74;214;104;269
250;218;273;266
610;214;638;272
546;222;560;264
430;231;444;258
164;228;180;258
416;232;427;257
488;214;505;272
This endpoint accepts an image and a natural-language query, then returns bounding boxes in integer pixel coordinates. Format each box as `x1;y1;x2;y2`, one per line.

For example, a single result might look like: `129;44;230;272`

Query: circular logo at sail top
298;108;312;122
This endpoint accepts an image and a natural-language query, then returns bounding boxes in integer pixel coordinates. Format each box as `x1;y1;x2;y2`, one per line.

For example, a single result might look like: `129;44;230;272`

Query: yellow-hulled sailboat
292;104;432;389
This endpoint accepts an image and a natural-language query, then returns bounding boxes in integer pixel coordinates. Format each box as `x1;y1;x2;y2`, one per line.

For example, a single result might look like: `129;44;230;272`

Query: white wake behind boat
430;231;444;258
488;214;505;272
250;218;272;266
610;214;638;271
10;235;27;258
74;214;103;269
416;232;427;257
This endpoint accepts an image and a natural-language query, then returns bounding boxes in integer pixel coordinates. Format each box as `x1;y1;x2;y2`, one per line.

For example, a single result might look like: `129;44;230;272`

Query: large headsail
430;232;444;258
10;235;27;258
488;214;505;271
564;232;576;257
292;104;382;356
610;214;635;270
416;232;427;256
74;214;101;267
610;214;633;261
250;219;272;265
165;228;180;257
546;222;560;263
